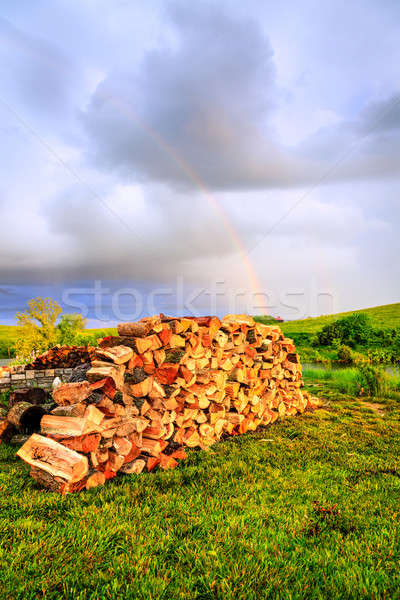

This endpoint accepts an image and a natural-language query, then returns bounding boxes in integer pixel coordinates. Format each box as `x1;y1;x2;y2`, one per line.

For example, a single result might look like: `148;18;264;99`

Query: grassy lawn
0;376;399;599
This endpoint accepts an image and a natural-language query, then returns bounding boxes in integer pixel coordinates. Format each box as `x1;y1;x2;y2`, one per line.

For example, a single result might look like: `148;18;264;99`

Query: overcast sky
0;0;399;324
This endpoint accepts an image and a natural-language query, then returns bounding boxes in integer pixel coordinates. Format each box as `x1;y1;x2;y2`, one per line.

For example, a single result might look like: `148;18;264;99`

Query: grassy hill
278;303;400;335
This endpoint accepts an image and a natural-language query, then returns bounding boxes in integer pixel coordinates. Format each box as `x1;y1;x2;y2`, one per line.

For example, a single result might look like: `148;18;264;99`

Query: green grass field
278;302;400;335
0;373;399;599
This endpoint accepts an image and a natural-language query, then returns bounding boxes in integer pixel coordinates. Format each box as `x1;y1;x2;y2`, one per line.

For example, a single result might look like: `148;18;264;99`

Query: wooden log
86;365;125;389
155;364;179;385
30;466;67;492
7;402;46;432
18;434;89;482
53;381;92;406
141;437;163;456
40;415;102;437
9;388;48;407
106;451;125;472
120;458;146;474
124;376;153;398
85;471;106;489
51;404;86;417
113;436;132;456
117;322;151;338
50;433;101;454
95;345;134;365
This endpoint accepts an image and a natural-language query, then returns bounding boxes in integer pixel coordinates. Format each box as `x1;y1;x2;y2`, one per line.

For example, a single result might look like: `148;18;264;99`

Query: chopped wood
0;419;15;444
53;381;92;406
117;322;152;338
95;345;134;365
86;365;125;389
18;434;89;482
51;404;87;418
15;313;317;492
85;471;106;489
120;458;146;474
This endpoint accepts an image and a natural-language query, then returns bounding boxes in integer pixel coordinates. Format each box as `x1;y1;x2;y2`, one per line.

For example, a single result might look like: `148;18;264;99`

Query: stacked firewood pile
16;314;319;493
25;345;95;370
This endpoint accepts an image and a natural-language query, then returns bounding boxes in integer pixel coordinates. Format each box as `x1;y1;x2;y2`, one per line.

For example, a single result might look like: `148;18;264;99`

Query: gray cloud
0;17;78;120
81;4;312;190
81;3;400;191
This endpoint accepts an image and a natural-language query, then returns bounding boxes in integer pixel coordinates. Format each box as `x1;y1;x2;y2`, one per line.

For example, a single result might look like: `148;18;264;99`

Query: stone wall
0;368;73;392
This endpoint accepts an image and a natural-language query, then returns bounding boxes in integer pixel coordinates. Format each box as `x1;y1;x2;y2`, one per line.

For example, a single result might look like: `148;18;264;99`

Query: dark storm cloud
81;4;310;190
81;3;400;190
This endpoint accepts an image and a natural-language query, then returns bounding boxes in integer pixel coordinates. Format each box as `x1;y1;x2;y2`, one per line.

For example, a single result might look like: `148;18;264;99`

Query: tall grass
303;365;400;397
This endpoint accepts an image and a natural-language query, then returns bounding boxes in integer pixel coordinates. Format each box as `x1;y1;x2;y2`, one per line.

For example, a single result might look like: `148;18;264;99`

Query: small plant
355;362;389;397
337;344;353;365
10;349;41;366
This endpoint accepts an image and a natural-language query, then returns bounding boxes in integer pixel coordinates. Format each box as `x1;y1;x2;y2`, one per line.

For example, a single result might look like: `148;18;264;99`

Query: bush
317;313;373;347
367;348;393;365
337;344;353;365
56;314;87;345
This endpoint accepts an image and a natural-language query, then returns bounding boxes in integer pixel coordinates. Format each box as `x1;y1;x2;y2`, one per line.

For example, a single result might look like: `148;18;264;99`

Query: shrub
56;314;87;345
317;313;373;347
367;348;393;365
337;344;353;365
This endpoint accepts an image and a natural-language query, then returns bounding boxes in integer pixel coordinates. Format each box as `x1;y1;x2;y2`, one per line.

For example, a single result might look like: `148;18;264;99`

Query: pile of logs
25;346;95;370
16;314;319;493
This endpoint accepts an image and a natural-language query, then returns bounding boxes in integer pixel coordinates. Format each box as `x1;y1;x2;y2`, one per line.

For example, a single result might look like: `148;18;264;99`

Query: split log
120;458;146;474
86;365;125;389
51;403;86;417
117;322;152;338
18;434;89;482
53;381;92;406
85;471;106;489
95;345;134;365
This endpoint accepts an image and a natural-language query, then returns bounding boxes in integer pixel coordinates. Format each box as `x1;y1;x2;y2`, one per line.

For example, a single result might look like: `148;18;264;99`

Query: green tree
15;297;62;360
56;313;87;345
317;313;373;347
